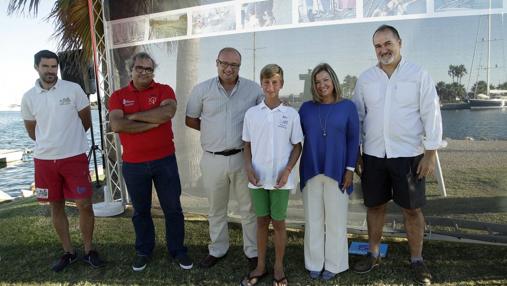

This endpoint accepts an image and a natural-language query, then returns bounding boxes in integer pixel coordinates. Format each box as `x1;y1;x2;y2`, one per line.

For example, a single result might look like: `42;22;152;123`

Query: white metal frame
89;0;128;204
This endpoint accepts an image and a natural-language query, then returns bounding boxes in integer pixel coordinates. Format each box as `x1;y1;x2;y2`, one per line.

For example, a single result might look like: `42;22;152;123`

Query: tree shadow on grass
1;199;507;285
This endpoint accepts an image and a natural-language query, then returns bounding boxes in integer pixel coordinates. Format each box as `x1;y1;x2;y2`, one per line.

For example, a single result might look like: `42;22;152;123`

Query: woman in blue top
299;63;360;281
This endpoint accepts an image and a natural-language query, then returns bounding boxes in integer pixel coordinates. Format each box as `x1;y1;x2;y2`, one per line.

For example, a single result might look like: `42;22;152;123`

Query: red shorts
34;153;93;202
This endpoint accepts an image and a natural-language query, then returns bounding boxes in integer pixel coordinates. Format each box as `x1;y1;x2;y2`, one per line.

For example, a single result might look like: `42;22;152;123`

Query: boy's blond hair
260;64;284;81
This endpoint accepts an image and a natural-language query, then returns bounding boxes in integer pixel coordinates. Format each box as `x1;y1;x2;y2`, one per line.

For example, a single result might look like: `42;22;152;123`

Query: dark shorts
34;153;93;202
361;154;426;209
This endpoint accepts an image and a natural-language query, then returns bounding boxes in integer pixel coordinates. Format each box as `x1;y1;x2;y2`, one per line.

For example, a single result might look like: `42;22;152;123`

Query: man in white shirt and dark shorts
352;25;442;285
21;50;104;272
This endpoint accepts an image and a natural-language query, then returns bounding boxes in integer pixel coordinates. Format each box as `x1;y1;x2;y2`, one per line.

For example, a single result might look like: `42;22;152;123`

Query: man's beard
379;53;395;65
42;73;57;84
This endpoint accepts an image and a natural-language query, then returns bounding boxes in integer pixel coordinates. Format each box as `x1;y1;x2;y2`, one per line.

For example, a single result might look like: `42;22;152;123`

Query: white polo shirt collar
258;100;286;113
34;78;61;93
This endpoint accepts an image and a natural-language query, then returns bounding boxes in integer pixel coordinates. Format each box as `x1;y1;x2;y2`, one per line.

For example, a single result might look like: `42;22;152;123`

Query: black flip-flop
240;271;268;286
272;276;288;286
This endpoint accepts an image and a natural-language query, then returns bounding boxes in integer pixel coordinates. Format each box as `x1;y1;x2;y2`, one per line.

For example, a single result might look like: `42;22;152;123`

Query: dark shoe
353;252;381;273
240;270;268;286
176;253;193;270
82;250;105;268
412;261;432;285
52;252;78;272
198;254;225;268
132;255;149;272
247;256;258;271
321;270;337;281
309;270;321;279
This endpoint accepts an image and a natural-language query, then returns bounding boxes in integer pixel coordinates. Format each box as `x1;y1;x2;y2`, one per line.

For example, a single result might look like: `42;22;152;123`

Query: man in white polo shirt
21;50;104;272
186;47;263;269
352;25;442;285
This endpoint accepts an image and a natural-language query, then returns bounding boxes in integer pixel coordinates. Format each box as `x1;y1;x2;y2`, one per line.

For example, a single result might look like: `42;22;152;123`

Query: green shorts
249;188;289;221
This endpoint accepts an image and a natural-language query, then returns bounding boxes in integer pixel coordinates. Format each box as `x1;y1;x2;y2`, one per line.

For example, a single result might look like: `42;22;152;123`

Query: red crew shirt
109;81;176;163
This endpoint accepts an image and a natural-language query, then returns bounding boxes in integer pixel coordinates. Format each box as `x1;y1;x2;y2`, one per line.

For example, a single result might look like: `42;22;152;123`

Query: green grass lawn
0;198;506;285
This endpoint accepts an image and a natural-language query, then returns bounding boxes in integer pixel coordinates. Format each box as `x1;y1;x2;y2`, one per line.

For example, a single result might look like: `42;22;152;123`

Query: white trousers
200;151;257;258
303;174;349;274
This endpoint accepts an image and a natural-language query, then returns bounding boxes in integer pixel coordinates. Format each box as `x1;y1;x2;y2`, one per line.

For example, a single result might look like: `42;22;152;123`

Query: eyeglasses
134;65;154;74
216;59;241;69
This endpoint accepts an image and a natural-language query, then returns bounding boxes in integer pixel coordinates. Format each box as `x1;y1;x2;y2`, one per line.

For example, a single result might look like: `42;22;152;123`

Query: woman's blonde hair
310;63;342;103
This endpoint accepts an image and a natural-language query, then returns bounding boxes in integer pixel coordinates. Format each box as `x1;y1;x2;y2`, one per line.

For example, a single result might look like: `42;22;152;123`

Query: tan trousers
303;174;349;274
200;151;257;258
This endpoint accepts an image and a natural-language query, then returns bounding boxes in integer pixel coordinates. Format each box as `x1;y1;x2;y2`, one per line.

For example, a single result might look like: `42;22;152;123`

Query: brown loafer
198;254;226;268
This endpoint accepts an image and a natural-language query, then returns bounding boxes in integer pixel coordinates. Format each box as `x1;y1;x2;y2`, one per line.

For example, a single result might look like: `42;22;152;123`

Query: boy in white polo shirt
241;64;303;286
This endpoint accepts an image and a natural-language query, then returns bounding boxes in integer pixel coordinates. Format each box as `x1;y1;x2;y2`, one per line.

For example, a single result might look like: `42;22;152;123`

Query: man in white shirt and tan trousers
352;25;442;285
186;47;263;269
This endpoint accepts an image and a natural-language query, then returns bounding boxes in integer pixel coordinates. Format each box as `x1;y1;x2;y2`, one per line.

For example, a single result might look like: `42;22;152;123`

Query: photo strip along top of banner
106;0;506;49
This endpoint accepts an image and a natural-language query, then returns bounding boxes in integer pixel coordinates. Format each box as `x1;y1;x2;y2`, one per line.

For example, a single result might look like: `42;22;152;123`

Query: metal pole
95;81;106;171
87;0;104;187
87;94;100;187
486;0;491;96
434;151;447;197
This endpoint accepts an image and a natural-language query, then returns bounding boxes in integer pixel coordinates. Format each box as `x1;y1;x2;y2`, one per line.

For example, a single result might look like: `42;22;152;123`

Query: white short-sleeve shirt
242;101;303;190
21;79;90;160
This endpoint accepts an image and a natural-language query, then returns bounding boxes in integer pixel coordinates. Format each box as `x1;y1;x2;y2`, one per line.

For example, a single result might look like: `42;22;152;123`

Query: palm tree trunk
173;39;201;194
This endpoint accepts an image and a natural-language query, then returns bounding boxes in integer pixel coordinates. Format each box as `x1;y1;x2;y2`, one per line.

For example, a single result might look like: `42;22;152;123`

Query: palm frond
7;0;41;15
7;0;150;65
48;0;94;61
8;0;92;64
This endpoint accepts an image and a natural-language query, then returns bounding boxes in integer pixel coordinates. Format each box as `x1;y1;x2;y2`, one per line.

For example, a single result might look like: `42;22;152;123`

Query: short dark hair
34;50;59;66
129;52;157;71
260;64;284;81
217;47;242;61
373;24;401;41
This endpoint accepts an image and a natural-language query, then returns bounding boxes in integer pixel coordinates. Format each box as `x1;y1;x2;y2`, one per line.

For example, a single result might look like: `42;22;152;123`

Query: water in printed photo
2;107;506;200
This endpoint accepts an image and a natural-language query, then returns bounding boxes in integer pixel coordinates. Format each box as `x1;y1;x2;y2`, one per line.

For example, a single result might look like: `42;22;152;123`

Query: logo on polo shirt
59;97;71;105
277;115;289;129
278;120;289;129
148;96;157;105
123;99;135;106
